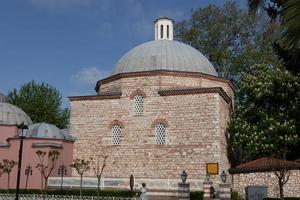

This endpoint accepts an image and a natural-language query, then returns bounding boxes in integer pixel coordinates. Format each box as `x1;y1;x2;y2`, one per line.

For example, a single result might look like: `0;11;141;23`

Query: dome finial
154;17;173;41
0;93;8;103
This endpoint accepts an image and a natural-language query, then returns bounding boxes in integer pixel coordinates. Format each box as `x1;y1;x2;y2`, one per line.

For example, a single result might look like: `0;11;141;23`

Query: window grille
134;95;143;115
112;125;121;145
155;123;166;144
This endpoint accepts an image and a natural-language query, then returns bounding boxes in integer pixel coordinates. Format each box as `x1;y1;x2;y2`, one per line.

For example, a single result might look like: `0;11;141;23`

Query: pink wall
0;126;74;189
0;126;17;144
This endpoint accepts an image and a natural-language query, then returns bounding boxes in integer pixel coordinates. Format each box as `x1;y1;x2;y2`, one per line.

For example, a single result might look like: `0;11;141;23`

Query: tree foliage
8;80;69;129
227;64;300;166
248;0;300;49
174;1;279;85
35;150;60;195
0;159;17;193
70;158;90;196
248;0;300;74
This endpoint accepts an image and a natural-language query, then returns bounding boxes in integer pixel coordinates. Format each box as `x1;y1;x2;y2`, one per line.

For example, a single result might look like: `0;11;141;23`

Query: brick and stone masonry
68;71;234;190
232;170;300;198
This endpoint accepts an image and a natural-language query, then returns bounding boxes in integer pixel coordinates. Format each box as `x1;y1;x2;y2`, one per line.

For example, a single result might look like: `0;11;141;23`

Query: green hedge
264;198;300;200
231;192;238;200
0;189;140;197
190;191;239;200
190;191;204;200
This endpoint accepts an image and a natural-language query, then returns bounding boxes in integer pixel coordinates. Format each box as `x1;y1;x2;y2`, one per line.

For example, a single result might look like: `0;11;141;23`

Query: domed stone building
0;93;74;189
68;17;234;190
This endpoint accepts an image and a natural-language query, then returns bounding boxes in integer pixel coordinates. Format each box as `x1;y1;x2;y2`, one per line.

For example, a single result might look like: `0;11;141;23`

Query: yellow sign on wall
206;163;219;175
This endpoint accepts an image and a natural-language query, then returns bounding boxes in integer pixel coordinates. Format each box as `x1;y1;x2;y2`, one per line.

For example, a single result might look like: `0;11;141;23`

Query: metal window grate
155;123;166;144
112;125;121;145
134;95;143;116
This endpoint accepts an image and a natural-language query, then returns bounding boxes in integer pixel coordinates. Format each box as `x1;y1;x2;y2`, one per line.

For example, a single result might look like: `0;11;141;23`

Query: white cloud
72;66;106;86
70;66;108;95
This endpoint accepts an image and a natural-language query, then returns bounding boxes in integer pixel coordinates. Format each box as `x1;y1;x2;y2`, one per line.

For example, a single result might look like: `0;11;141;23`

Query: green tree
70;158;90;196
248;0;300;74
8;81;69;128
227;64;300;166
248;0;300;49
174;1;279;85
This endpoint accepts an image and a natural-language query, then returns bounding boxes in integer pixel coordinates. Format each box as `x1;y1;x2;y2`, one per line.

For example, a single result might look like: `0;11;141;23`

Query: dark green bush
264;198;300;200
0;189;140;197
190;191;204;200
0;189;41;194
231;191;238;200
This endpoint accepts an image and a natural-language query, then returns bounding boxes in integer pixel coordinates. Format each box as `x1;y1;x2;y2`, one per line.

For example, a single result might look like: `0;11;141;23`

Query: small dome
111;40;218;76
26;123;74;141
0;102;33;125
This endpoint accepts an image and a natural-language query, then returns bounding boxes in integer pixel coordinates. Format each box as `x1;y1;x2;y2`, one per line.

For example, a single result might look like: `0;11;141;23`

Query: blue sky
0;0;246;107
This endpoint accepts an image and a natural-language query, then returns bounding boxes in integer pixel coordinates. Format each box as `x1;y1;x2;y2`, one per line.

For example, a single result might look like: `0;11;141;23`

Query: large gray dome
0;100;33;125
26;123;74;141
111;40;218;76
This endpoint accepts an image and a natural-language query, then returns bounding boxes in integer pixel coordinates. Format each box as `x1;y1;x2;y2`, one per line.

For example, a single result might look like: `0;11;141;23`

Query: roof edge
95;70;235;93
158;87;232;103
229;166;300;174
7;137;75;143
154;16;174;23
68;93;122;101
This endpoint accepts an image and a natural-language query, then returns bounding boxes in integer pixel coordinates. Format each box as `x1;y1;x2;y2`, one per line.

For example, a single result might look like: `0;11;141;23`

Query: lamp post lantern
220;170;227;183
24;164;32;190
15;122;28;200
181;170;188;183
58;164;67;191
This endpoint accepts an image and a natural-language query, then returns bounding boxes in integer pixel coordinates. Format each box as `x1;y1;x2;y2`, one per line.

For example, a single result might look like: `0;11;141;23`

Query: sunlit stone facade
68;17;234;190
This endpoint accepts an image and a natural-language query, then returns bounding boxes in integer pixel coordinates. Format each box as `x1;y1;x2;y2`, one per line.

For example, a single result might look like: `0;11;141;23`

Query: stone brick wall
99;79;122;94
98;74;234;100
232;170;300;198
70;75;233;190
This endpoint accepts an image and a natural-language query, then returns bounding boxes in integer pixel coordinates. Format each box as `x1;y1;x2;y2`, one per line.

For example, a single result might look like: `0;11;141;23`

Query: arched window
167;25;169;39
112;125;121;145
130;89;146;116
160;24;164;39
134;95;143;115
155;123;166;145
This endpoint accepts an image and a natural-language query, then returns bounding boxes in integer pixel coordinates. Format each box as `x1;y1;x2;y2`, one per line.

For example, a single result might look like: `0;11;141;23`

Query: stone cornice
7;137;74;143
68;93;122;101
158;87;232;103
32;142;63;149
95;70;235;92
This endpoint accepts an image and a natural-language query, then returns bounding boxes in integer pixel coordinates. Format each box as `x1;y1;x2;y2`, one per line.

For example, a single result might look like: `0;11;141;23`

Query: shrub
0;189;140;197
264;198;300;200
231;191;238;200
190;191;204;200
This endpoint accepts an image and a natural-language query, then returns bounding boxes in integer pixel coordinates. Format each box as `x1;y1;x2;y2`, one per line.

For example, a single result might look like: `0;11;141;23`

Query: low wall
49;176;207;191
232;170;300;198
